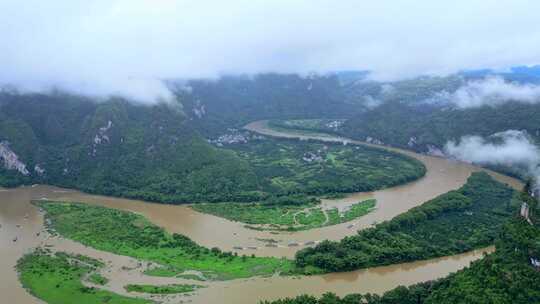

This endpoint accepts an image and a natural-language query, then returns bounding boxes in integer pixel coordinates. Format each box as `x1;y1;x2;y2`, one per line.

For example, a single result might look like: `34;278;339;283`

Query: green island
17;249;150;304
192;198;376;231
188;133;420;232
124;283;203;294
228;137;426;196
36;201;296;280
295;172;517;273
264;189;540;304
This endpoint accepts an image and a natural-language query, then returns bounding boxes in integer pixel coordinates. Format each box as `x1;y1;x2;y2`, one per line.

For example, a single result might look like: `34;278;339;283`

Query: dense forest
0;93;263;203
295;172;516;273
176;66;540;138
340;101;540;153
173;73;360;137
0;91;424;204
264;190;540;304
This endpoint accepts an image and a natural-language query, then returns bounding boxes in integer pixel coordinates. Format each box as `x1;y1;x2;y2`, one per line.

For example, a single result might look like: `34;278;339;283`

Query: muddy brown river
0;120;522;304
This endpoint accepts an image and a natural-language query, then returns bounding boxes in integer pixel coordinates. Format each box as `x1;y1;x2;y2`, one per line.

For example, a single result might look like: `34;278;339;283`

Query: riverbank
0;120;523;304
0;185;495;304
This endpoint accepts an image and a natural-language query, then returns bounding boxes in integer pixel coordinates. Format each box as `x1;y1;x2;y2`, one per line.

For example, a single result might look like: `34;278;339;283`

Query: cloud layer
2;1;540;103
435;77;540;108
444;130;540;189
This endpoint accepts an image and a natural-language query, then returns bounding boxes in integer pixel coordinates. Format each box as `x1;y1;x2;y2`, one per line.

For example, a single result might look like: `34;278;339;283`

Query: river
0;120;522;303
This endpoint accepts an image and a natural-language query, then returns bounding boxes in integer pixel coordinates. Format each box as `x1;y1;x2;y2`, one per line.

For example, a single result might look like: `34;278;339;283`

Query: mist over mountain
445;130;540;190
3;1;540;103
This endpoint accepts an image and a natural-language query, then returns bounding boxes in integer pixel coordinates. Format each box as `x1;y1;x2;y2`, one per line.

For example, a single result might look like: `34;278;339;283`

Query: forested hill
169;69;540;156
0;91;425;204
335;66;540;154
294;172;516;273
173;73;361;136
3;70;539;203
264;190;540;304
0;93;259;202
340;101;540;153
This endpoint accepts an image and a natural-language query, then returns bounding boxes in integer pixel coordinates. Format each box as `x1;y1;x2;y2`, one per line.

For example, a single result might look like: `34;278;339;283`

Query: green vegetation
192;196;317;229
124;284;203;294
175;74;354;137
263;190;540;304
0;95;261;204
329;200;377;223
295;172;516;273
87;273;108;286
192;199;375;231
339;100;540;181
17;249;150;304
228;137;426;196
0;94;424;205
37;201;296;280
3;73;540;203
341;101;540;154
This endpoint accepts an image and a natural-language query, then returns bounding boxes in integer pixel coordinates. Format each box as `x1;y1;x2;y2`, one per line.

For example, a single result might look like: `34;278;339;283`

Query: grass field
192;199;376;231
37;201;297;280
17;249;150;304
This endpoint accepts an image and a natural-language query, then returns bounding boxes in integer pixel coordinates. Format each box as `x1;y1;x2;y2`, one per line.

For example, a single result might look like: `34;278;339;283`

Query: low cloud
444;130;540;189
436;77;540;108
363;95;383;109
2;1;540;103
1;77;174;105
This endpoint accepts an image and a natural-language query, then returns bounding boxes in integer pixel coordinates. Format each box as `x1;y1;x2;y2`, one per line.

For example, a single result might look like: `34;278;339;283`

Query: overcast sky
2;0;540;102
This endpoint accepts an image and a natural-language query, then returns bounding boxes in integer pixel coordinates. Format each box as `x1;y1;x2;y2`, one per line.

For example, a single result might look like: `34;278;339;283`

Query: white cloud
435;77;540;108
363;95;383;109
444;130;540;189
2;0;540;103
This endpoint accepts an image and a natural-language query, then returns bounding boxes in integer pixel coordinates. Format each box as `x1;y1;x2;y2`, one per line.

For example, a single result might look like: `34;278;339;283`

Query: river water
0;120;522;304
